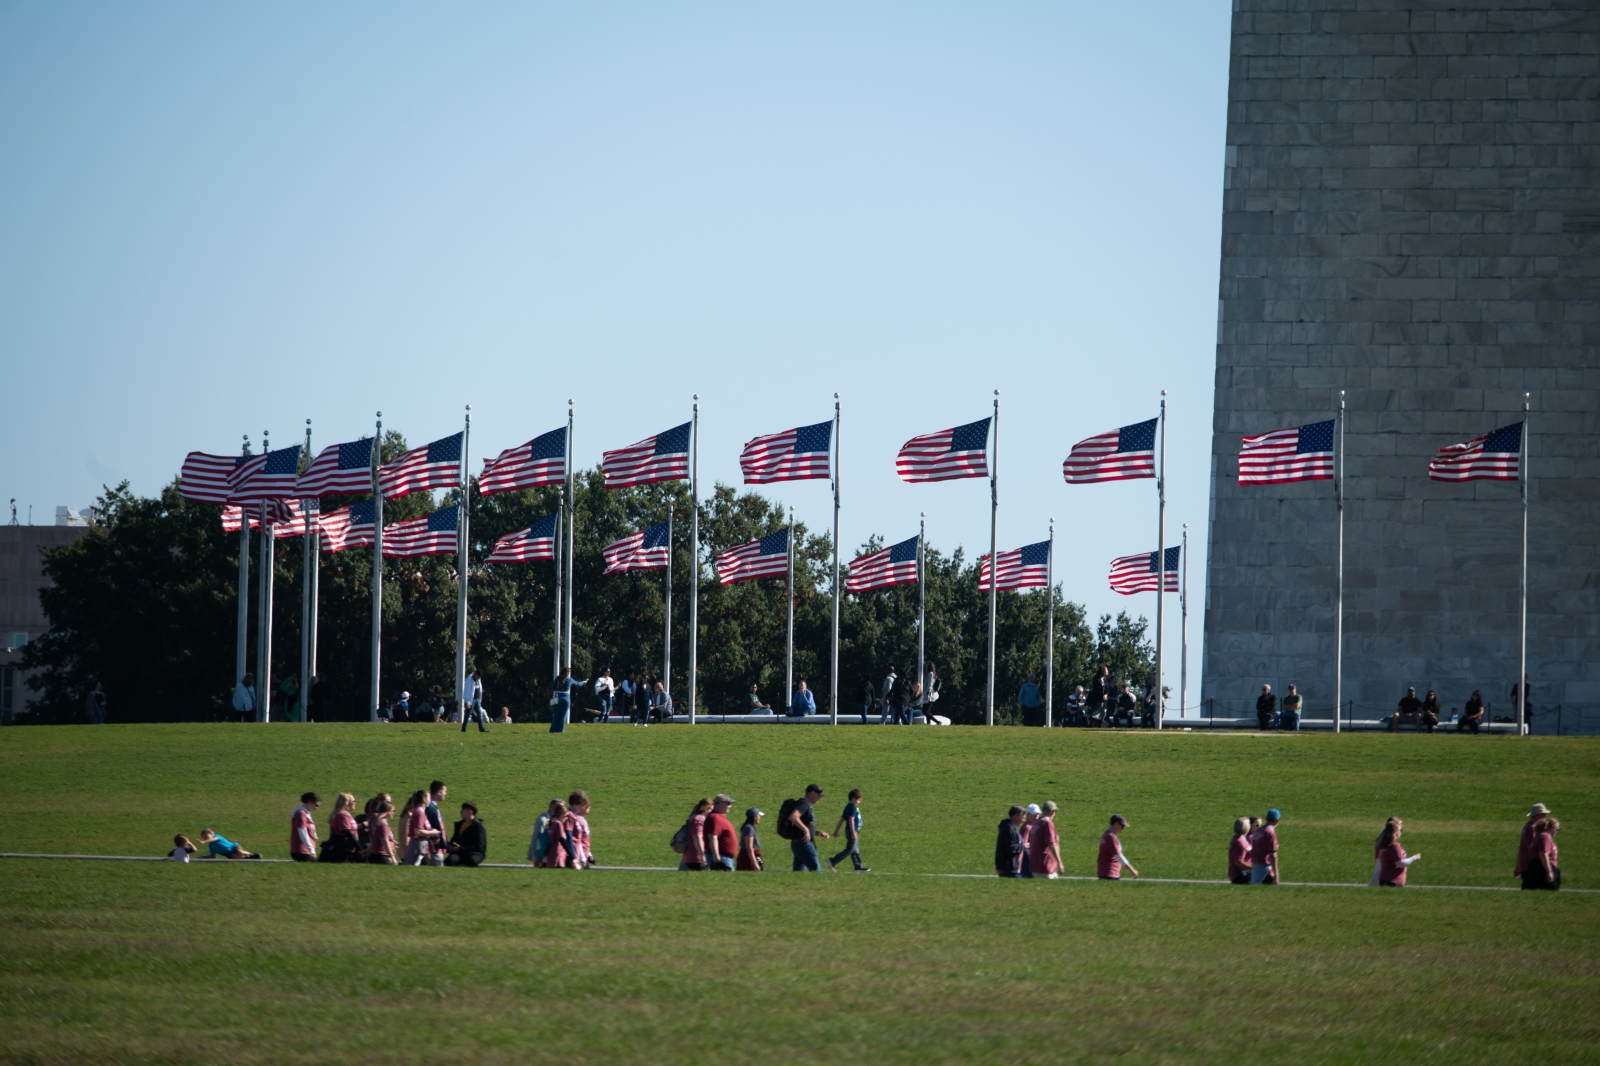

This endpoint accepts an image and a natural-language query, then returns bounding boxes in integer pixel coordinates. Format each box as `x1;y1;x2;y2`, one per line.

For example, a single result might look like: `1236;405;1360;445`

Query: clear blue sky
0;2;1230;702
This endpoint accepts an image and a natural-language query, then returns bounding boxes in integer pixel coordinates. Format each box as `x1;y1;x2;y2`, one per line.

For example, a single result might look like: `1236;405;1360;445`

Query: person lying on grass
197;828;259;859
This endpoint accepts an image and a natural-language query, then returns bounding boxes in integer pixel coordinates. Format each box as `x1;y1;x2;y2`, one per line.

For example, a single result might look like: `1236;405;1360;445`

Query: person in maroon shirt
1523;816;1561;891
706;794;739;871
1375;818;1420;886
1228;817;1253;884
1096;815;1138;880
1249;810;1281;884
1514;803;1551;881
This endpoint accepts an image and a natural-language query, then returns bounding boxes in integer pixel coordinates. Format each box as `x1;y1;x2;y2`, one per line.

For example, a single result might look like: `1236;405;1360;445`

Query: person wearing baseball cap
1515;803;1553;881
783;785;829;871
1020;804;1042;878
1250;809;1281;884
707;794;738;870
737;807;765;870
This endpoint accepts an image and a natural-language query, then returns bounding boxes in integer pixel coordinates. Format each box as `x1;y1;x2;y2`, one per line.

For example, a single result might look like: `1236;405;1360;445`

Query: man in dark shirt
995;806;1025;878
1391;687;1423;732
1256;684;1277;730
785;784;830;872
445;802;487;867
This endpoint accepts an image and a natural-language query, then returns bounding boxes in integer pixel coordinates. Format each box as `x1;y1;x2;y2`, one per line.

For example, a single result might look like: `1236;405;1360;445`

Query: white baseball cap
1025;804;1042;816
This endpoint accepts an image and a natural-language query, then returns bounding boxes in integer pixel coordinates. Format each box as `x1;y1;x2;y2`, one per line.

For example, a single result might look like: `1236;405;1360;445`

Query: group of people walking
670;784;869;872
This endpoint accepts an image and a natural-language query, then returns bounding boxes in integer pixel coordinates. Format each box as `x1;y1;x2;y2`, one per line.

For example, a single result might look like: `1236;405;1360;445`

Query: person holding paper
1374;818;1420;887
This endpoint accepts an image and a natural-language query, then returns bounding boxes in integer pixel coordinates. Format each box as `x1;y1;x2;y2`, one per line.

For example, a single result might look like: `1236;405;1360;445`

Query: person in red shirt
706;794;739;871
290;792;321;862
1523;817;1561;891
1249;809;1281;884
1228;817;1253;884
1096;814;1138;880
1375;818;1420;886
1514;802;1551;881
1029;801;1062;879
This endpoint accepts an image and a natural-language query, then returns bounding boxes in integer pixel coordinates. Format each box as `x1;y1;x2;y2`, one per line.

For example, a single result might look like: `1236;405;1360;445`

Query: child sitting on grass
169;834;197;862
197;828;260;859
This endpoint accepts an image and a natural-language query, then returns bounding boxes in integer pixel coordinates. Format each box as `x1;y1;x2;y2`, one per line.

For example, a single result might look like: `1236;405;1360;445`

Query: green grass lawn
1;724;1596;1064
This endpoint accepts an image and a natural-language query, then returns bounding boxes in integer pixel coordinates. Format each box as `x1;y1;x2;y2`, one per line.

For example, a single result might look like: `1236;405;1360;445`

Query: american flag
740;421;832;484
1109;546;1180;595
1063;419;1157;484
1239;420;1334;484
896;418;990;483
484;512;560;565
380;433;463;500
845;535;919;593
715;527;791;584
603;522;671;574
296;438;375;497
603;423;690;488
179;452;246;504
383;504;462;559
319;500;378;553
1429;422;1522;482
228;445;302;505
222;498;304;534
978;540;1051;592
481;427;567;495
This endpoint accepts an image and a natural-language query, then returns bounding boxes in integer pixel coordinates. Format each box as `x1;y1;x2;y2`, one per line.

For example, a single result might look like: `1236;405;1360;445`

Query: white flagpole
564;399;575;670
1334;390;1345;733
235;434;252;694
688;396;699;724
830;393;840;726
664;508;674;710
308;504;320;721
300;419;313;723
1181;522;1188;719
1046;518;1055;728
986;390;999;727
786;505;795;714
1155;391;1167;730
552;498;564;681
257;432;274;723
369;413;383;723
1519;391;1530;736
454;407;472;717
917;512;926;723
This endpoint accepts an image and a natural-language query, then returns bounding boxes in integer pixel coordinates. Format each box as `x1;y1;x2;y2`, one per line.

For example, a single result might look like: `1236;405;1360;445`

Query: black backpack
776;798;804;840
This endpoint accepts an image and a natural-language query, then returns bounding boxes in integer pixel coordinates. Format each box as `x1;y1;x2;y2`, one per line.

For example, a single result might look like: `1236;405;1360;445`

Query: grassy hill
1;723;1596;1063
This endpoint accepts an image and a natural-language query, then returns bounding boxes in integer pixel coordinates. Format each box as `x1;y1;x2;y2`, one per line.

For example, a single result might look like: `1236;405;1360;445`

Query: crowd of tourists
166;785;1564;892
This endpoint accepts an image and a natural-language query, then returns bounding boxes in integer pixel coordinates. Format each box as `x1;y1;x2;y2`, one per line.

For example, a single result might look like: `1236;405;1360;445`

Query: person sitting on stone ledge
1420;691;1441;733
1460;691;1485;734
1390;687;1424;732
1256;684;1277;731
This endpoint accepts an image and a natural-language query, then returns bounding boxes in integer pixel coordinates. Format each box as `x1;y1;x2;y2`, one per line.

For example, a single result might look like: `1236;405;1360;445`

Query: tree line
19;431;1156;725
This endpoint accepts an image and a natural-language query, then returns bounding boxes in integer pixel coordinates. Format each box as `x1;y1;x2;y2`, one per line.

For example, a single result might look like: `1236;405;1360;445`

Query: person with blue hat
1250;809;1282;884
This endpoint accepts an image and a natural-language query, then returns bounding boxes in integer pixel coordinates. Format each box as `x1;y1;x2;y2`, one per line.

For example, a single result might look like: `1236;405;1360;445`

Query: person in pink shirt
1514;802;1551;882
680;798;712;871
367;801;398;865
1096;814;1138;880
1029;801;1062;879
566;790;593;869
290;792;321;862
1375;818;1420;886
402;789;442;865
1249;810;1281;884
545;800;571;869
1523;817;1561;891
1228;817;1253;884
1019;805;1040;878
324;792;359;862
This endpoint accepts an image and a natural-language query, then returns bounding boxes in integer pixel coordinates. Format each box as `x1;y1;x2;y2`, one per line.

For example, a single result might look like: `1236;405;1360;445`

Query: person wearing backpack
779;784;830;871
673;798;713;870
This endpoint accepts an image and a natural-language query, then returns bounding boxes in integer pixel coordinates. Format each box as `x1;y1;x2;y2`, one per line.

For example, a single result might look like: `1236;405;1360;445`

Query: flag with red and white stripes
179;452;246;504
1429;422;1522;482
480;427;567;495
296;438;375;497
484;512;559;565
383;504;461;558
222;499;306;535
1109;546;1180;595
1239;421;1334;484
228;446;302;505
740;421;831;484
896;418;990;483
319;501;377;553
380;433;463;500
1063;419;1156;484
602;522;671;574
845;536;919;593
603;423;690;488
978;540;1051;591
715;528;790;584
